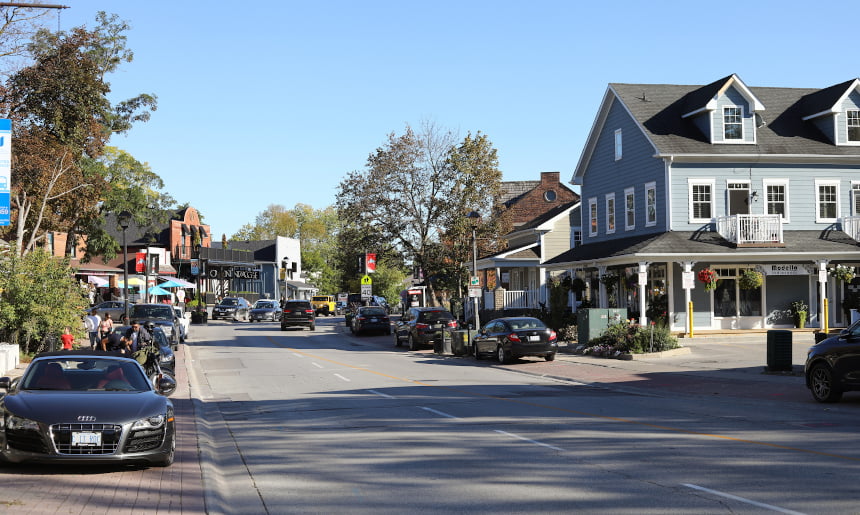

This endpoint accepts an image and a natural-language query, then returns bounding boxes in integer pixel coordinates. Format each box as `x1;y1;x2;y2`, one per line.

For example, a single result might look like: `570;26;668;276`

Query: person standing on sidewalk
85;309;101;349
60;327;75;350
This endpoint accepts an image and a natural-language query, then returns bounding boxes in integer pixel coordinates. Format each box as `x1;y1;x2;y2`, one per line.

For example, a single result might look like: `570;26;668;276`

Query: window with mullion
766;184;786;217
724;106;743;140
624;188;635;230
817;183;838;221
691;184;712;220
848;110;860;142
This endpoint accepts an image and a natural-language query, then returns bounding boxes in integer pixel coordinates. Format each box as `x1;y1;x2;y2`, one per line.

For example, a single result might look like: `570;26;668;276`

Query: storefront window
713;267;762;317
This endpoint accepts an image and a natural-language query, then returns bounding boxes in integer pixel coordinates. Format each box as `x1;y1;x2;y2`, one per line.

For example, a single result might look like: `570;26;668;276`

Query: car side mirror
0;377;10;389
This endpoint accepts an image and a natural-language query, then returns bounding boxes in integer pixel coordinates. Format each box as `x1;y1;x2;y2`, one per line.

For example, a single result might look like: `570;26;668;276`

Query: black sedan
211;297;251;322
0;351;176;466
805;319;860;402
250;300;282;322
351;306;391;336
473;317;558;364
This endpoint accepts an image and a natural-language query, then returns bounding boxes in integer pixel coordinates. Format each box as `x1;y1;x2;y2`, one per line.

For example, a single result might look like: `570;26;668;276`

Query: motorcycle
134;340;177;397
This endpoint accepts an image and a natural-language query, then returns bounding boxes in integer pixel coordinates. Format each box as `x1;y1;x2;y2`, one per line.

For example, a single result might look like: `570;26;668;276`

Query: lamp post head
466;210;481;229
118;211;132;230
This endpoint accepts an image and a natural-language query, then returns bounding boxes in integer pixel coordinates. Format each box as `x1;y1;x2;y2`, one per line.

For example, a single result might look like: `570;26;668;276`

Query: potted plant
738;268;763;290
697;268;718;291
790;300;808;329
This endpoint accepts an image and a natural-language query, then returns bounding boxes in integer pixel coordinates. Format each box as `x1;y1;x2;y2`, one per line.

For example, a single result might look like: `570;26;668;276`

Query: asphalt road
188;317;860;514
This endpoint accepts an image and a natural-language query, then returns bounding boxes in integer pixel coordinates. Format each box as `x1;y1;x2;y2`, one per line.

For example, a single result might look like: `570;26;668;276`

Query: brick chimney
540;171;560;186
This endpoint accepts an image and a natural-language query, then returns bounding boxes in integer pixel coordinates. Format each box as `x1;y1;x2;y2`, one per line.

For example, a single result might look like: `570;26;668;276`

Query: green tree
0;247;88;353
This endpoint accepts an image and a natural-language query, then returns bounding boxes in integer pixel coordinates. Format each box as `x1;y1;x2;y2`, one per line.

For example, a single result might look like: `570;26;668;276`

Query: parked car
172;307;191;342
335;301;347;315
250;300;282;322
394;307;459;351
473;317;558;364
281;300;315;331
0;351;176;466
311;295;337;317
129;304;181;349
89;300;133;321
211;297;251;322
351;306;391;336
805;319;860;402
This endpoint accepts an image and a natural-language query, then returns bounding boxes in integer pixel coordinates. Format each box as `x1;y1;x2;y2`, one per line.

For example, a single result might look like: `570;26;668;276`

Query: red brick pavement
0;345;206;514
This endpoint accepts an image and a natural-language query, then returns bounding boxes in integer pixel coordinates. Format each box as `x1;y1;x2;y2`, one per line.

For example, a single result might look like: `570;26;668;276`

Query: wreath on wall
697;268;718;291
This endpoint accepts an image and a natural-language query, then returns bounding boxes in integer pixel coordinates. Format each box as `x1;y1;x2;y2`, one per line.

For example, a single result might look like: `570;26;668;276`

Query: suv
311;295;337;317
211;297;251;321
129;303;181;349
281;300;316;331
394;307;459;351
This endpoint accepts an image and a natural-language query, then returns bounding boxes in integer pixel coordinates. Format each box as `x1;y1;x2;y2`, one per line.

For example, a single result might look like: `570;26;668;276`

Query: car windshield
131;305;174;320
508;318;547;330
362;307;387;316
419;310;453;323
312;296;330;302
255;301;276;309
21;358;150;391
287;302;310;309
220;299;238;306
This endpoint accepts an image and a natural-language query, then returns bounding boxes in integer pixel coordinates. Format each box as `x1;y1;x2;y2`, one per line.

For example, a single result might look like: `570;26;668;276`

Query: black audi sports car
0;351;175;466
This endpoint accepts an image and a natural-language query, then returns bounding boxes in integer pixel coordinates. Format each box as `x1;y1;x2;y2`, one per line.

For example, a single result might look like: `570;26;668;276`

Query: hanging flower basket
738;269;763;290
569;277;586;293
697;268;718;291
600;273;619;292
829;264;856;283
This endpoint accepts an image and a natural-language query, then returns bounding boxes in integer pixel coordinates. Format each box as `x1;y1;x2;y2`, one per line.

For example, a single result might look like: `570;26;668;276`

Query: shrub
584;320;679;355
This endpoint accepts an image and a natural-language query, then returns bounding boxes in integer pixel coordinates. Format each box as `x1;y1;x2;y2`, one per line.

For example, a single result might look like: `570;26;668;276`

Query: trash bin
766;329;792;371
451;330;475;356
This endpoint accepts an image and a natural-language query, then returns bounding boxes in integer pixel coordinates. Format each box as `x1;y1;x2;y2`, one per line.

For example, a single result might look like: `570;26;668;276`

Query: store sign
761;264;811;276
209;268;260;280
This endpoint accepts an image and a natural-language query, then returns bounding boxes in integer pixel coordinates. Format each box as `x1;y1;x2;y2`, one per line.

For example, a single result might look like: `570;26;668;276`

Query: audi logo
77;416;97;422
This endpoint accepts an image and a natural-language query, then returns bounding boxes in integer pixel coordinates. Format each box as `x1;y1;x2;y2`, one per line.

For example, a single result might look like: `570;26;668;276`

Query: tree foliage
335;123;508;305
0;247;88;353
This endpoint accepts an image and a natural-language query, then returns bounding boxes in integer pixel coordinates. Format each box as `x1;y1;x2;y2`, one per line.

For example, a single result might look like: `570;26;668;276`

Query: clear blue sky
54;0;856;239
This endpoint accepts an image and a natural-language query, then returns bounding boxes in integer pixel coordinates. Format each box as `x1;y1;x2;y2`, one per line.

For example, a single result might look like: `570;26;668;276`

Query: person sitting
96;365;127;389
34;362;71;390
123;320;152;353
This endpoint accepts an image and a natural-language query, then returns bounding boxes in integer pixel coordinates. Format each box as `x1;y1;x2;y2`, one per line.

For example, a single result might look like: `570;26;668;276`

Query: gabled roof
573;77;860;182
507;201;579;236
801;78;860;120
681;74;765;118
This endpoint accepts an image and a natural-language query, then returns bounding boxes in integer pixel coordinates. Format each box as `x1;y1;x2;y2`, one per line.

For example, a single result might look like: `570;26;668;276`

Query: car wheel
408;334;418;351
394;332;402;347
155;429;176;467
474;344;482;360
280;325;287;331
497;345;510;364
545;352;556;362
309;323;315;331
809;363;842;403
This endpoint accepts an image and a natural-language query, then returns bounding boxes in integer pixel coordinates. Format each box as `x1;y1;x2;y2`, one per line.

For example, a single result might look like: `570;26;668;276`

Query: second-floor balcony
843;216;860;243
716;214;784;248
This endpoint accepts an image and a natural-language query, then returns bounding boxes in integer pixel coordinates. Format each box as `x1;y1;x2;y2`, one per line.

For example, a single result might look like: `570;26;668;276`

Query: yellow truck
311;295;337;316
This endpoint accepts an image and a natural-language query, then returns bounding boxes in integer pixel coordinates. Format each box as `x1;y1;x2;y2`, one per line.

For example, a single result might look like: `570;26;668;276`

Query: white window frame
688;179;715;223
614;129;622;161
605;193;616;234
723;106;743;140
762;179;790;222
572;230;582;247
814;179;840;223
848;110;860;143
851;181;860;216
726;180;751;216
588;198;598;237
645;181;657;227
624;187;635;230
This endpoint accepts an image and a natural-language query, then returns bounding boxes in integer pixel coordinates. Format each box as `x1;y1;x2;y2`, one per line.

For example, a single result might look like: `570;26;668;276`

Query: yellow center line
267;336;860;462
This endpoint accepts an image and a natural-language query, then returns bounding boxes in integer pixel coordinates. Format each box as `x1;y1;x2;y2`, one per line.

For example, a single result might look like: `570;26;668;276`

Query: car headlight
7;415;40;431
132;414;166;430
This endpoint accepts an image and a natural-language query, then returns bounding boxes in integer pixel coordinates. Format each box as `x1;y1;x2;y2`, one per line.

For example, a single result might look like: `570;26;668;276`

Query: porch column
538;267;547;308
598;265;608;308
816;259;829;329
681;261;696;335
568;267;576;312
637;262;649;326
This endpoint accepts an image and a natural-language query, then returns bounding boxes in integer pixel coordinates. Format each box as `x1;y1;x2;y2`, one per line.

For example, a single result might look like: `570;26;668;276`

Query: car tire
309;323;315;331
408;334;418;351
280;325;287;331
394;332;402;347
497;345;510;364
809;363;842;403
154;429;176;467
474;344;482;360
545;353;556;362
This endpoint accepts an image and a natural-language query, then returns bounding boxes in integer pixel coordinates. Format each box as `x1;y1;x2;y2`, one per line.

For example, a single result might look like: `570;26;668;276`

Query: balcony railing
505;290;539;310
716;214;784;247
842;216;860;242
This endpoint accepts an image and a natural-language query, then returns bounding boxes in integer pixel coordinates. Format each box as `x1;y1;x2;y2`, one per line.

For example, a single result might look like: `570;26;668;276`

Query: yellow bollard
823;298;829;335
688;301;694;338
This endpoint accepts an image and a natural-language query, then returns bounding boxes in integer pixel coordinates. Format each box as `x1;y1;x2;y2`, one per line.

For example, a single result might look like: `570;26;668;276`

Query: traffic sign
361;284;372;299
361;275;372;285
470;276;480;286
468;288;481;298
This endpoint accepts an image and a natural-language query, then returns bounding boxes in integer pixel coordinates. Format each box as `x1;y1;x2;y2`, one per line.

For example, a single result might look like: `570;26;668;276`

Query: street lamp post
466;211;481;332
118;211;132;323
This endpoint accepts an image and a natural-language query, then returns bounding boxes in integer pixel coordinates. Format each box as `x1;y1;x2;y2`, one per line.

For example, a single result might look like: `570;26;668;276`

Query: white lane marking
420;407;459;419
682;484;807;515
333;373;351;382
494;429;564;452
291;353;304;358
368;390;395;399
311;362;324;369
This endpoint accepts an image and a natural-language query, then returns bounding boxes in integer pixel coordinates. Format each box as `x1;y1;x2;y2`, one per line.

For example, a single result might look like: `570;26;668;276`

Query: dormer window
848;110;860;142
724;107;743;140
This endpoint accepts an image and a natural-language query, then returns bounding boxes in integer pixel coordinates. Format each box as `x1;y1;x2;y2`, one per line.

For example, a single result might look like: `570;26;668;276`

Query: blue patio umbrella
148;285;172;296
158;279;184;288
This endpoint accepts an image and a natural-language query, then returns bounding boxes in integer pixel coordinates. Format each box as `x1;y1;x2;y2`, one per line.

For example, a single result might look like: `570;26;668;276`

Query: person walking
85;309;101;349
99;313;114;340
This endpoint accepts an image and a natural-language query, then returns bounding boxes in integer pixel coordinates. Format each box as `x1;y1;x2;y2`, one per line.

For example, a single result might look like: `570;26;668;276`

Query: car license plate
528;335;541;342
370;318;378;322
72;431;101;446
